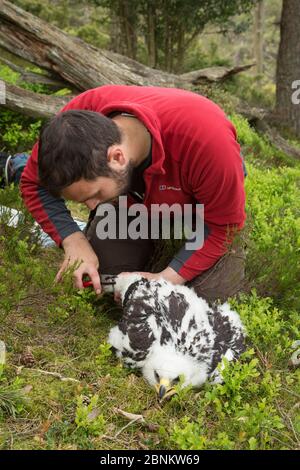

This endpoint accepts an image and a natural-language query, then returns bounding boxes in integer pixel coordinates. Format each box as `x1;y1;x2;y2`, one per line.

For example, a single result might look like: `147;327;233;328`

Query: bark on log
3;82;71;119
0;0;254;92
179;63;256;85
257;120;300;161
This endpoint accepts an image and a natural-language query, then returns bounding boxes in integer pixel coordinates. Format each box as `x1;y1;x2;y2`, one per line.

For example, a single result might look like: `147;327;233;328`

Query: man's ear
107;145;126;170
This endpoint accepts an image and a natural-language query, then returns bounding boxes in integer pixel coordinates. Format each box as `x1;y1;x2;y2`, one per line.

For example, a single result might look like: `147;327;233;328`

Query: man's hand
114;267;186;302
57;232;101;295
136;267;186;284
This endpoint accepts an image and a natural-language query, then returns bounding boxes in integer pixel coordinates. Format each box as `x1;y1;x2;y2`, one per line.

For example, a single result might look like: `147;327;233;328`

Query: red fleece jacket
20;85;246;281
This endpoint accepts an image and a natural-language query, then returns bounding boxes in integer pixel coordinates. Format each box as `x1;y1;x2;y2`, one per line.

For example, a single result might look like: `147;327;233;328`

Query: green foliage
0;111;42;152
230;293;300;358
0;63;54;95
184;41;231;72
95;343;113;367
0;369;25;420
0;65;20;85
53;88;73;97
225;74;276;108
171;417;208;450
47;288;96;324
244;163;300;309
101;0;257;71
67;24;109;49
13;0;79;29
230;113;297;168
0;66;42;151
0;65;42;151
75;394;106;437
170;349;287;450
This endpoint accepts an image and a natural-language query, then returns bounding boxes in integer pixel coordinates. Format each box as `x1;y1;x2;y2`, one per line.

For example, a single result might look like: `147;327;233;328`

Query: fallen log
0;0;254;92
257;120;300;161
3;81;71;119
237;103;300;161
179;63;256;85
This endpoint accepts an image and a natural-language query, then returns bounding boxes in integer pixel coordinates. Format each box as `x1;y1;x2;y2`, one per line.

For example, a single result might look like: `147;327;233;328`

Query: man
20;85;247;303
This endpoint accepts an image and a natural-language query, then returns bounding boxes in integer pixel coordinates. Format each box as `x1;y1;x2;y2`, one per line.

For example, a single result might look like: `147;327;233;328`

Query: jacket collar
100;101;166;176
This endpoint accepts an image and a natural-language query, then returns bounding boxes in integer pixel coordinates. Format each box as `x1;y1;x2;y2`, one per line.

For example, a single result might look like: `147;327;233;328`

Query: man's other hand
57;232;102;295
113;268;186;303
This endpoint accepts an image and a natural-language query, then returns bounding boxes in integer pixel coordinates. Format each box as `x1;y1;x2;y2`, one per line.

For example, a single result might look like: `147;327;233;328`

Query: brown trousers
85;208;246;304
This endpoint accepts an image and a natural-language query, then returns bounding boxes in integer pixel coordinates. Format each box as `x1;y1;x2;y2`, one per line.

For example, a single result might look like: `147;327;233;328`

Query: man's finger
55;265;66;283
74;270;84;290
90;271;102;295
54;272;62;283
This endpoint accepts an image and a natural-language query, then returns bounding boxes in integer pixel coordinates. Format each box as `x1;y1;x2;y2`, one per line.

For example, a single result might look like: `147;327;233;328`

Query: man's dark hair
38;110;122;197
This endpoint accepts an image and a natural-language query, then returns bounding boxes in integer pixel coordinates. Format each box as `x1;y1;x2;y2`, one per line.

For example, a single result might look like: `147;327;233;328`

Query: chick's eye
154;371;160;382
173;376;180;385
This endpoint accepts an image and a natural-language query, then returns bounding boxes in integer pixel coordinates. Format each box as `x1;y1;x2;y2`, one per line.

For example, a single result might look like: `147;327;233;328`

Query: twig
287;414;300;445
269;425;295;445
287;402;300;418
112;407;159;433
113;408;145;423
281;387;300;400
254;346;271;371
275;399;300;445
269;431;293;449
114;416;142;439
24;367;80;383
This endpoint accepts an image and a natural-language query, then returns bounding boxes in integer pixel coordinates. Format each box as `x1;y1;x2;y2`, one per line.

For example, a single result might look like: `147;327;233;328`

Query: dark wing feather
207;305;246;376
116;279;164;365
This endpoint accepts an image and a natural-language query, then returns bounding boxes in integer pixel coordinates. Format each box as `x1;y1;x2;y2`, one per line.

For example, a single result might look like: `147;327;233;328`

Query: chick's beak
155;378;177;401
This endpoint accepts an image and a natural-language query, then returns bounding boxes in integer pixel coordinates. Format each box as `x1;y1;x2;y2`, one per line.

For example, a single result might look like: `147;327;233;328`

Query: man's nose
85;199;100;210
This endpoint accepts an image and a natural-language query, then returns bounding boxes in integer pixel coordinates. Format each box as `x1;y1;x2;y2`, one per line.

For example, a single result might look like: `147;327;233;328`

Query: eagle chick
108;274;246;400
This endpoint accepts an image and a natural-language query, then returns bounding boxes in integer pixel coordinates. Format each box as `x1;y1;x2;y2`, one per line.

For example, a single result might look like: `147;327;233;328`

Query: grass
0;78;300;449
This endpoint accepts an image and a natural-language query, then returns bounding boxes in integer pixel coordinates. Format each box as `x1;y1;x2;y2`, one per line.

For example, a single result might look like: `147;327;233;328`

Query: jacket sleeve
20;142;82;247
20;89;104;246
168;122;246;281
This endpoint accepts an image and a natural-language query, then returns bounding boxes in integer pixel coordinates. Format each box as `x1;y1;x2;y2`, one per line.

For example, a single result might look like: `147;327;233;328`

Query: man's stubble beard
112;160;135;197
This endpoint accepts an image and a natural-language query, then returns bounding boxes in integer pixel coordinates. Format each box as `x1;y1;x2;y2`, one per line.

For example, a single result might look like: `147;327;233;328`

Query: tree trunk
253;0;264;75
275;0;300;138
147;2;157;69
176;24;185;74
118;0;137;60
109;9;122;54
164;13;172;72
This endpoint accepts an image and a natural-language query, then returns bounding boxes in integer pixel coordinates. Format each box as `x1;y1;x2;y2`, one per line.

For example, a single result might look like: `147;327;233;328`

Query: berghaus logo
159;185;181;191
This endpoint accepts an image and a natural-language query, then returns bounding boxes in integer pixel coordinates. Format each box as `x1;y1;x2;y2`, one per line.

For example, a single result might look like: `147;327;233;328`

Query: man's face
61;163;134;210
